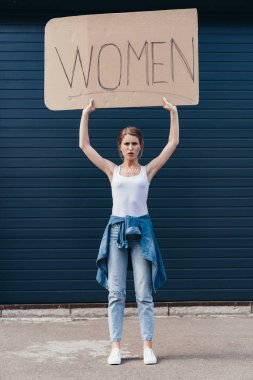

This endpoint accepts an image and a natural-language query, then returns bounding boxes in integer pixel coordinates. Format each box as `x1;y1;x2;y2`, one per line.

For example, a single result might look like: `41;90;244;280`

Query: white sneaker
107;348;121;365
143;348;157;364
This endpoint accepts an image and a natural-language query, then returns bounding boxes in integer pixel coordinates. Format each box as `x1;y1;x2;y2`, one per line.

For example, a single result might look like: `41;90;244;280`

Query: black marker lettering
170;38;194;82
127;41;149;86
97;43;122;90
151;42;167;84
55;45;93;88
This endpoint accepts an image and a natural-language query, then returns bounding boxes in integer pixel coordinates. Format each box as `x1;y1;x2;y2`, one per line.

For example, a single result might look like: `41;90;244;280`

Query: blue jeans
107;222;154;342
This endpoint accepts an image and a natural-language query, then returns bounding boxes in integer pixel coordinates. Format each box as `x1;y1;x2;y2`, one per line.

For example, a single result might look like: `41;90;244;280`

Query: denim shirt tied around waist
96;213;167;293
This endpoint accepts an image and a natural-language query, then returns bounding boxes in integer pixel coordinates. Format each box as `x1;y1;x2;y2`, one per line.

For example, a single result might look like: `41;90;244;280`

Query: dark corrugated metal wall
0;12;253;303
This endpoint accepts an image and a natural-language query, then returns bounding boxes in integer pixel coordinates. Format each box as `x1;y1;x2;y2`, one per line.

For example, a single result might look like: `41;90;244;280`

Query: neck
122;161;140;168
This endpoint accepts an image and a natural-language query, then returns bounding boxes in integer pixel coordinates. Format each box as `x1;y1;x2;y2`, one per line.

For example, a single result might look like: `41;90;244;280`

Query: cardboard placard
44;8;199;110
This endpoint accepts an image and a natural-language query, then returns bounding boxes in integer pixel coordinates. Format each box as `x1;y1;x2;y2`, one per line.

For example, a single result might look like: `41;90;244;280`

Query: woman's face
120;134;142;161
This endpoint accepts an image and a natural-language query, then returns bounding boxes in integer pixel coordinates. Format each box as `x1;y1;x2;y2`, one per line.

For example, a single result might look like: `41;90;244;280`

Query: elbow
170;140;179;148
79;143;90;151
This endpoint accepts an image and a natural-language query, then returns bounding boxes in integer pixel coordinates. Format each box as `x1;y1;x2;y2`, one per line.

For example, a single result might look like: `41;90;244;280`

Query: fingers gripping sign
83;98;96;114
162;97;177;113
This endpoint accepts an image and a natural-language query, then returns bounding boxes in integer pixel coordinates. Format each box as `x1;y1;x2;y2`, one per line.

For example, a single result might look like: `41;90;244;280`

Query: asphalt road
1;314;253;380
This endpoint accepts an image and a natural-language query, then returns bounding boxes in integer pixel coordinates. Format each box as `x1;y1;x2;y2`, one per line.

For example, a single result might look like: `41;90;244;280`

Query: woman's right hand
83;98;96;114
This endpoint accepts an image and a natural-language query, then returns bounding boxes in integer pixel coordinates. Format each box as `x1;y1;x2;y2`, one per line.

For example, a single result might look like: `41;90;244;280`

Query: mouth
128;153;134;155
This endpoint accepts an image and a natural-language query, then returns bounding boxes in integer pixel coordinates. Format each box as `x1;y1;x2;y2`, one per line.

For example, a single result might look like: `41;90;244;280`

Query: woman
79;97;179;365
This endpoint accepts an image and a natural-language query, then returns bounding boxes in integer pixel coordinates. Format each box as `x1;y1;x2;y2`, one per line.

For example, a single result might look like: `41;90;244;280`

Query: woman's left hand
162;97;177;113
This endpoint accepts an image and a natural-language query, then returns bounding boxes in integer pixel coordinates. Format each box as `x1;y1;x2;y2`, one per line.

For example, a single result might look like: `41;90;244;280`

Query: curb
1;302;253;319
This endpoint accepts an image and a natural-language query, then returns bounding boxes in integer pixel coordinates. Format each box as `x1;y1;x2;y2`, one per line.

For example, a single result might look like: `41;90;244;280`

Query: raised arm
79;99;115;179
146;97;179;182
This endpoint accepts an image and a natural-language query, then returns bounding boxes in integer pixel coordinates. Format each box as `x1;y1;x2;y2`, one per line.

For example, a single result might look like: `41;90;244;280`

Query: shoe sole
107;356;121;365
108;360;121;365
144;356;157;365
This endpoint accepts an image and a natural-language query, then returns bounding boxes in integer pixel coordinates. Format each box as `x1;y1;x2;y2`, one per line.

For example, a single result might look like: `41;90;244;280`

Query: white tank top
111;165;150;217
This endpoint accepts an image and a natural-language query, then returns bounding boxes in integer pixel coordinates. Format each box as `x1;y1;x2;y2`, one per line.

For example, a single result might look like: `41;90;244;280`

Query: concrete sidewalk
1;312;253;380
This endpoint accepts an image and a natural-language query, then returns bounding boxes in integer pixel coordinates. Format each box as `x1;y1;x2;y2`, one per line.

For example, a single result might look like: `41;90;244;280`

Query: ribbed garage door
0;10;253;303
